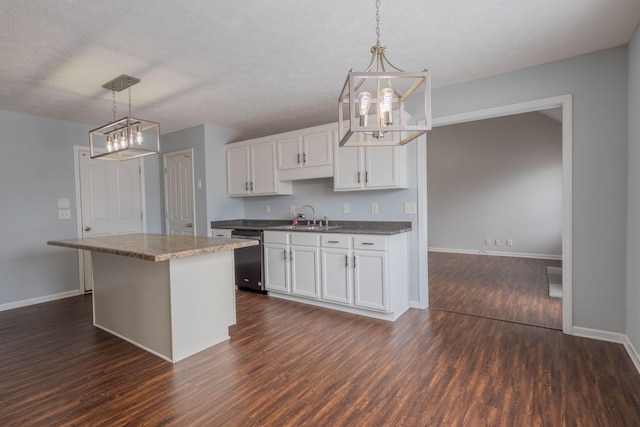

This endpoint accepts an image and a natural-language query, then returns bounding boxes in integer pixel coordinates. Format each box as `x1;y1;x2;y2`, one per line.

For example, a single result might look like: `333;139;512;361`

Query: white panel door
276;136;302;170
164;149;195;236
321;248;352;304
333;133;364;190
353;250;387;311
264;243;290;293
290;245;320;298
365;146;397;188
251;142;277;194
226;146;250;195
78;149;143;291
302;130;332;168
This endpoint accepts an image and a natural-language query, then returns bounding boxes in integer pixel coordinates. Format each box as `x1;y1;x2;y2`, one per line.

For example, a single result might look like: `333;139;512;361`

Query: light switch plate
343;203;350;214
404;202;417;214
290;205;296;214
57;198;70;209
371;203;379;214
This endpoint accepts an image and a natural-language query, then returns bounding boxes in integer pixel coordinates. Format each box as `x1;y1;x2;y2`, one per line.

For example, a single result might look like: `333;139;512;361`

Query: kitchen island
48;233;258;363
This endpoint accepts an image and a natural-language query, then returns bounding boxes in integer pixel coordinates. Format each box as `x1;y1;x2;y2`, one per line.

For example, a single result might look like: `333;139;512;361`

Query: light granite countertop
47;233;259;262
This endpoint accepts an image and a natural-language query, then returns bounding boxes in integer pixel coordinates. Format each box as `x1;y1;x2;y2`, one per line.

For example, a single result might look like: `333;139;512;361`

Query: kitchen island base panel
92;250;235;363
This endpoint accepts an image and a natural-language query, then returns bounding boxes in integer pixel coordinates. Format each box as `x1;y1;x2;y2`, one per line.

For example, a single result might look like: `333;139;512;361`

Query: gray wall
427;112;562;257
204;124;244;224
161;123;245;235
161;125;208;236
245;46;630;334
431;47;629;333
627;25;640;354
0;110;89;305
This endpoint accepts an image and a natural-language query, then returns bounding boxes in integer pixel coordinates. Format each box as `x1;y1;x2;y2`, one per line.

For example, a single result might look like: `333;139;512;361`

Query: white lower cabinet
264;231;320;299
265;230;409;321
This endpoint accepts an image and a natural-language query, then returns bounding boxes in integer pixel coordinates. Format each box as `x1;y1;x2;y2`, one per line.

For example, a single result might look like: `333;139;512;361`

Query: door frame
73;146;148;292
417;94;573;334
163;148;196;235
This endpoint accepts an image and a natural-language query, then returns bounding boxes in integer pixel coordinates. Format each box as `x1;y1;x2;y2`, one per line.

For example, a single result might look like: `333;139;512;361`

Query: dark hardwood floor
1;290;639;426
429;252;563;329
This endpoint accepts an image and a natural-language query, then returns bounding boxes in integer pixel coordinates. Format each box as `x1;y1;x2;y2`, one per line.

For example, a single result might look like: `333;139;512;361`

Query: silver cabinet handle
245;182;249;191
186;223;193;228
84;226;91;232
365;171;369;183
290;249;293;261
250;182;254;191
327;240;340;244
303;152;307;164
361;242;375;246
297;153;301;164
345;254;349;267
284;249;288;261
357;171;361;183
353;255;357;268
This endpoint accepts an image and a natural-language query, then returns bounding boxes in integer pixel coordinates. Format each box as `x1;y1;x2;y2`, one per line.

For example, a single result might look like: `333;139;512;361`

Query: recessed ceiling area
0;0;639;141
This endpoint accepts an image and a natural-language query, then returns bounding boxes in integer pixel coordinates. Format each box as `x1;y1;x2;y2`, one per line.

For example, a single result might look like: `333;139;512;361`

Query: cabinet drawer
291;232;320;246
211;228;232;238
264;231;289;244
321;234;350;249
353;235;387;251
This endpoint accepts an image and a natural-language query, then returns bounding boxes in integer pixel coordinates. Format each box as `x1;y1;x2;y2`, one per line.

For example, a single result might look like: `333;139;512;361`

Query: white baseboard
0;289;83;312
428;247;563;260
572;326;640;375
410;300;422;309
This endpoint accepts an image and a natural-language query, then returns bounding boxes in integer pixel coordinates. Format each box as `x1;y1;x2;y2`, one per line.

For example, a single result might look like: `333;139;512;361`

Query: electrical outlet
506;239;513;246
290;205;296;214
485;238;491;245
265;205;271;214
404;202;417;214
371;203;379;214
343;203;350;214
494;239;501;246
58;208;71;219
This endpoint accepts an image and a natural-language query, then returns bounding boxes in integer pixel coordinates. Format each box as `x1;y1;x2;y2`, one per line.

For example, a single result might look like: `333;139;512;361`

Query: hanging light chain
111;87;117;122
128;80;132;118
375;0;381;45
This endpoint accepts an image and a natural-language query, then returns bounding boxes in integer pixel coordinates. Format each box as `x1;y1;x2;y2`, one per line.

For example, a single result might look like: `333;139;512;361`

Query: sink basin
269;224;341;231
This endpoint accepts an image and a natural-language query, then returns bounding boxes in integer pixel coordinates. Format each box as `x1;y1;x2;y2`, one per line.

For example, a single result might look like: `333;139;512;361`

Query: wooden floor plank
0;290;639;425
428;252;562;329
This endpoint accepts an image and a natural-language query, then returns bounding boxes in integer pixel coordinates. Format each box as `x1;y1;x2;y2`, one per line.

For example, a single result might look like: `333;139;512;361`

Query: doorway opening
417;95;573;333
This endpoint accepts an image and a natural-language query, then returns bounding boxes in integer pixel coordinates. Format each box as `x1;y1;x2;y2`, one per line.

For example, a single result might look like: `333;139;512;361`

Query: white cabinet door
353;249;388;311
321;248;352;304
365;146;397;189
303;130;332;168
276;136;302;171
250;142;277;194
333;131;364;190
291;245;320;298
264;243;290;293
227;146;250;196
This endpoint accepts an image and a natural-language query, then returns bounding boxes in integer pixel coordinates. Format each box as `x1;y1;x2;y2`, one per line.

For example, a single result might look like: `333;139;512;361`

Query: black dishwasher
231;229;266;294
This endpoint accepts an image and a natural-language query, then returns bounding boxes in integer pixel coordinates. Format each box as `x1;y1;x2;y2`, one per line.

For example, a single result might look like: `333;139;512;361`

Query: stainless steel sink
269;224;341;231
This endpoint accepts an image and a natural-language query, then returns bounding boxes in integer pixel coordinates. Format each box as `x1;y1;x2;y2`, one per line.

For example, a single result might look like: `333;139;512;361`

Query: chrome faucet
298;205;316;225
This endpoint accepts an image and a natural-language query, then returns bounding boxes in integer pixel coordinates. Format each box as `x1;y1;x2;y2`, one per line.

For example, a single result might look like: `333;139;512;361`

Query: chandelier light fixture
89;74;160;161
338;0;431;147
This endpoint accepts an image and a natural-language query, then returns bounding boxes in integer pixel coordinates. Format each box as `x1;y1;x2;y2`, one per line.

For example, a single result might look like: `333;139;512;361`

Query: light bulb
106;135;113;152
358;92;371;126
135;125;144;145
120;131;128;149
378;87;393;126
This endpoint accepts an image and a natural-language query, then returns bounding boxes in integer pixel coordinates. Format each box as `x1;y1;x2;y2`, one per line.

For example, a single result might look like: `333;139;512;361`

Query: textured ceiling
0;0;639;141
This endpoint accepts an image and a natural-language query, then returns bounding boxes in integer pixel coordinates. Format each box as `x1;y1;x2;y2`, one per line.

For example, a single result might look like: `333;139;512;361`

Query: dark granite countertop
211;219;411;235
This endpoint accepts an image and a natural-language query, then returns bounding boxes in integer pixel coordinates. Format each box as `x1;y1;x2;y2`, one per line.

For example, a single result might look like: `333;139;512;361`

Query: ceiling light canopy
89;74;160;161
338;0;431;147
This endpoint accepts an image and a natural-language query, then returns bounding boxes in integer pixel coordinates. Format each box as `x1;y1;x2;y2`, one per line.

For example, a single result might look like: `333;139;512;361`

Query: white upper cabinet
276;125;334;181
226;141;292;197
333;129;408;191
